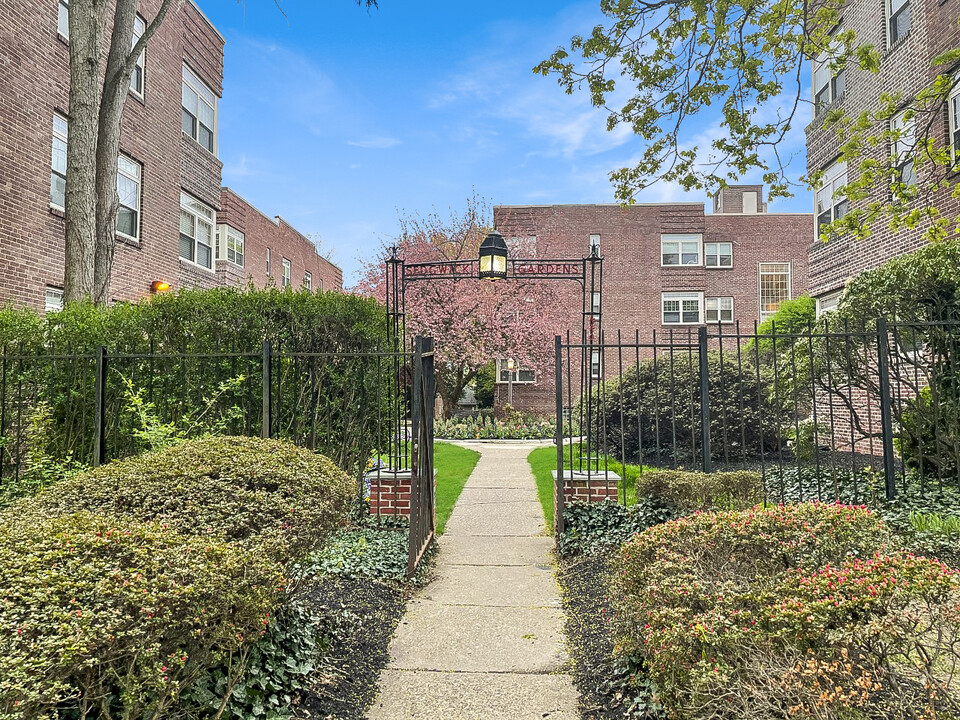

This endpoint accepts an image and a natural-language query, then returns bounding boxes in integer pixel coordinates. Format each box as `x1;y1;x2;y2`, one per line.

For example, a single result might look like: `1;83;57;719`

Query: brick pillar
368;471;412;518
553;470;622;505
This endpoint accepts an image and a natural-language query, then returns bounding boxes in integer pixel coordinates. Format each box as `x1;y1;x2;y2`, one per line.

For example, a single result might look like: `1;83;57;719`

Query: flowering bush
436;413;557;440
612;503;960;719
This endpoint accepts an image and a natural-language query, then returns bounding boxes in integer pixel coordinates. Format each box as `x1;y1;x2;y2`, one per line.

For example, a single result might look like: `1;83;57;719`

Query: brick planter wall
554;471;621;505
369;471;412;518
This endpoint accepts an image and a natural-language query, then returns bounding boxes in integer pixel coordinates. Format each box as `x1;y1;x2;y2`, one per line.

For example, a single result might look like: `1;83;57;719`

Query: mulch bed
559;553;652;720
293;576;408;720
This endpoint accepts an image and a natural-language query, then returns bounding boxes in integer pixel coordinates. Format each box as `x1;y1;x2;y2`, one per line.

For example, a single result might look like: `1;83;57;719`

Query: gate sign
405;262;476;279
513;260;582;278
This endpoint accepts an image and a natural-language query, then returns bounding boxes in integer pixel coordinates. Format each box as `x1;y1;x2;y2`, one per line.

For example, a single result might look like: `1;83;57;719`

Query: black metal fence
556;318;960;512
0;342;414;505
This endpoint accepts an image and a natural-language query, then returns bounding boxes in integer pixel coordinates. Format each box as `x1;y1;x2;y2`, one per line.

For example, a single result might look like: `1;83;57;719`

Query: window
705;297;734;323
266;248;271;276
704;242;733;267
45;287;64;314
116;154;140;240
950;84;960;166
888;0;910;46
590;349;602;379
759;263;792;320
216;225;244;267
813;46;846;113
589;234;601;254
282;258;291;288
179;192;215;269
816;290;842;317
181;64;216;153
891;110;916;187
130;16;145;97
742;191;758;213
50;114;68;209
304;272;312;291
496;360;536;384
816;161;848;235
57;0;68;37
662;292;703;324
591;291;601;315
661;234;701;266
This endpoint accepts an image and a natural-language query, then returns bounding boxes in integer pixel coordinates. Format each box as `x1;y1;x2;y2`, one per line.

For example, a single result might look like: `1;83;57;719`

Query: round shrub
610;504;960;719
0;511;283;719
12;437;354;563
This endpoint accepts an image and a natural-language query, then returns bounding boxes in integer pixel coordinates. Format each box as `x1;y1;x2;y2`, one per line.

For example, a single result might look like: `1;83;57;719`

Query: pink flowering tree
354;196;575;417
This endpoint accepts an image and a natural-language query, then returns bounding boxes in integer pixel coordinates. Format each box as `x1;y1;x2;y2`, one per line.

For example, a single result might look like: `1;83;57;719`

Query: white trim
705;296;735;323
891;109;916;186
704;241;733;268
115;153;141;242
950;81;960;167
181;63;218;155
281;257;291;288
815;160;848;236
129;15;146;99
886;0;910;47
57;0;69;38
45;286;64;314
50;113;68;211
661;291;704;325
758;262;792;321
816;289;843;317
660;233;703;267
179;191;216;270
304;271;312;291
496;359;536;384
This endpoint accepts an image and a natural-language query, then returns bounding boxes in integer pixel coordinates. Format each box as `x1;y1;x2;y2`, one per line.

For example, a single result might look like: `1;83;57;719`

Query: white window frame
813;44;846;114
282;258;291;288
496;359;536;384
661;291;704;325
887;0;910;47
57;0;69;38
816;290;842;318
116;154;141;242
179;192;215;270
590;349;603;380
130;15;146;98
50;113;68;210
304;271;312;291
815;160;848;236
661;234;702;267
45;287;64;314
266;247;272;276
759;262;792;321
891;109;916;187
705;297;734;323
181;64;217;154
216;224;244;267
950;81;960;167
589;234;601;254
704;242;733;268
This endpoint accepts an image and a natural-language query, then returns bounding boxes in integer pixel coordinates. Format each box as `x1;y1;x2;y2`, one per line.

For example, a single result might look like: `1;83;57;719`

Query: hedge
611;503;960;718
0;511;284;719
14;436;354;563
635;468;762;512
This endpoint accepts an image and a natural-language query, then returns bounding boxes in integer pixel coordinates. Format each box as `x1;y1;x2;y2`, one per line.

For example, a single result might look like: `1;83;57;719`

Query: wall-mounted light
151;280;171;293
478;231;508;281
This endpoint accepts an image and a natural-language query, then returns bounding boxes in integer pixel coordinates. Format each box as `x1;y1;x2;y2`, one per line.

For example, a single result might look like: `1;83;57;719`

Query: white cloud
347;137;401;149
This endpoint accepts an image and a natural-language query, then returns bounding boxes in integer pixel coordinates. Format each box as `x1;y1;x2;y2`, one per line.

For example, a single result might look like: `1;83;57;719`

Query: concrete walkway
367;442;577;720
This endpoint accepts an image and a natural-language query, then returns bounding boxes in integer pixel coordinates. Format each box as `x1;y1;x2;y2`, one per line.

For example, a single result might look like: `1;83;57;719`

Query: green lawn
434;441;481;533
528;444;654;528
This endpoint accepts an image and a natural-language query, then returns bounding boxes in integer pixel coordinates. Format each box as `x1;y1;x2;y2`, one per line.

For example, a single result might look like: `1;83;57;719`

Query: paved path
367;442;577;720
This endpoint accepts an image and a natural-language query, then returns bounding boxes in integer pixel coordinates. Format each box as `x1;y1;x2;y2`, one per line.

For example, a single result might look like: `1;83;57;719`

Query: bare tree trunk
64;0;178;306
64;0;108;304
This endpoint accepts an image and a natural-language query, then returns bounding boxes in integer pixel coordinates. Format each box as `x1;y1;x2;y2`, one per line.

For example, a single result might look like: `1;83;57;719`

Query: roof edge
186;0;225;44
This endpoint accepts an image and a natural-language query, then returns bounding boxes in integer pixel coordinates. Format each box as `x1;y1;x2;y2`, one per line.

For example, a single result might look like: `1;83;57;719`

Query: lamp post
506;357;515;407
478;231;508;281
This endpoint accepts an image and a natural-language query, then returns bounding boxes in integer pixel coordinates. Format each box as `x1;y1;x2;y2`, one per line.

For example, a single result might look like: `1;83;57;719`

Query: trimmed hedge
0;511;283;719
611;503;960;719
636;468;762;512
14;436;354;562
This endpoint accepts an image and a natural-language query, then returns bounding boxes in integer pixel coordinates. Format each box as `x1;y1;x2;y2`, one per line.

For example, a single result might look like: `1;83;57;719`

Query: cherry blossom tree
354;196;576;417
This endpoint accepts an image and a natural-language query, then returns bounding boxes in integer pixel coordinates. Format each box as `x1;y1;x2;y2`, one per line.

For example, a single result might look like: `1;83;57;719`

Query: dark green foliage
474;360;496;408
587;352;790;465
558;498;674;557
637;468;762;512
0;511;284;719
15;436;354;563
0;288;389;489
310;528;412;581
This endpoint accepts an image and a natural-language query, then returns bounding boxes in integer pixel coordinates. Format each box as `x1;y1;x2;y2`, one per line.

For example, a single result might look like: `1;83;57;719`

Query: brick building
0;0;341;312
493;186;814;414
806;0;960;310
218;188;342;292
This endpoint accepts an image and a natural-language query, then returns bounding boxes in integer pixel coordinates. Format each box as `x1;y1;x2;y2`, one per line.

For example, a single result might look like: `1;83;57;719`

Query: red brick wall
492;195;812;416
805;0;960;299
218;188;343;292
0;0;224;309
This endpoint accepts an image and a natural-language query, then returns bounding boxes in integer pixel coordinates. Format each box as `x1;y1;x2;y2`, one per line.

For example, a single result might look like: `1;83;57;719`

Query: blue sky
200;0;813;285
